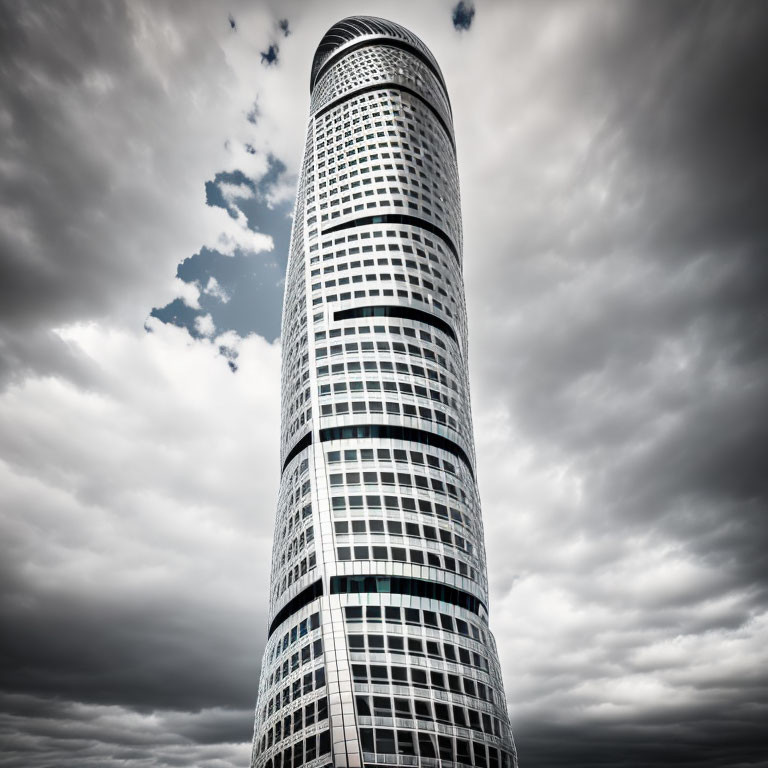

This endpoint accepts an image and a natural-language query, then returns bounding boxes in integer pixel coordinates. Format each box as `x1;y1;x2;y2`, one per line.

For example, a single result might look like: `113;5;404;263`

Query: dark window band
268;579;324;637
334;305;458;345
330;575;486;617
282;431;313;474
314;82;455;153
324;213;460;264
283;423;473;479
319;424;474;479
311;38;451;108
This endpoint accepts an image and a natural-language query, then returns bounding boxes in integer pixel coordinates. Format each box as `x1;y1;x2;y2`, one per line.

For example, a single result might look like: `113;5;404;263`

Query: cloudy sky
1;1;767;766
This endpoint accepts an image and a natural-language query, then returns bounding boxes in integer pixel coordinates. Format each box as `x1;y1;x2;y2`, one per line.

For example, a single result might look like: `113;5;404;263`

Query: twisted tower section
251;16;518;768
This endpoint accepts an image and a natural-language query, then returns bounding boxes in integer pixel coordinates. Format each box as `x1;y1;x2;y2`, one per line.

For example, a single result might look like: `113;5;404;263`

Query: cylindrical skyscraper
251;16;518;768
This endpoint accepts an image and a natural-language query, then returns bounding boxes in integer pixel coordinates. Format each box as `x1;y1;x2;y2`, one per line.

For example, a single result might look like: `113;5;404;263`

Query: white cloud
203;276;231;304
203;204;274;257
0;0;279;360
218;181;255;204
194;313;215;337
173;276;201;310
0;320;280;728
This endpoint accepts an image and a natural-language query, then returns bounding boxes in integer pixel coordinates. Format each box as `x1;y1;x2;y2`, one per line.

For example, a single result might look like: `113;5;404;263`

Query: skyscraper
251;16;518;768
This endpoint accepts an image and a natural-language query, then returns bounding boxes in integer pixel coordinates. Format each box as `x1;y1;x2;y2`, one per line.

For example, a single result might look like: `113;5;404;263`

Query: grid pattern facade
251;16;518;768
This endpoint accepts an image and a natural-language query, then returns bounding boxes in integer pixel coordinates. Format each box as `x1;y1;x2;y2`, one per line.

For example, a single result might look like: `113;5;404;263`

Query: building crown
310;15;447;95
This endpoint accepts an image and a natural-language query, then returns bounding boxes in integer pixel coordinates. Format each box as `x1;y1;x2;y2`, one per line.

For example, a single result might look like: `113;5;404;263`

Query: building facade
251;16;518;768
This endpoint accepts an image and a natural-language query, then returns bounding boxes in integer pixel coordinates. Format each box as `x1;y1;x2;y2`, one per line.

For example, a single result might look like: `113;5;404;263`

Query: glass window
418;733;436;759
387;635;404;652
375;729;396;755
397;730;416;756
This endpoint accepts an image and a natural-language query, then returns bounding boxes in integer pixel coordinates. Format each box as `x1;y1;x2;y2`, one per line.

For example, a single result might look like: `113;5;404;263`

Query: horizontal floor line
268;579;324;637
330;574;486;617
334;305;458;345
319;424;474;479
324;213;460;265
313;81;455;152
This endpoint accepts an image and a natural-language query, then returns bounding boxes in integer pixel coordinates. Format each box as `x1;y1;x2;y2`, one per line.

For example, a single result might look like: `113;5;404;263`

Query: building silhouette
251;16;518;768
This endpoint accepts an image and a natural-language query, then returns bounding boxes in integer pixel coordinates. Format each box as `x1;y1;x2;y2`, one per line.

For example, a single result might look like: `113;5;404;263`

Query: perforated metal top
310;15;446;94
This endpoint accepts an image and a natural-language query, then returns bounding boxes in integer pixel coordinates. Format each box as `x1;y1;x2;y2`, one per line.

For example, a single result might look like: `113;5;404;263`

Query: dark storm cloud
0;0;271;387
0;2;134;356
452;1;475;31
465;2;768;765
0;2;280;765
483;0;768;532
0;315;280;767
0;566;264;712
0;693;253;767
513;712;768;768
260;43;279;66
594;3;768;258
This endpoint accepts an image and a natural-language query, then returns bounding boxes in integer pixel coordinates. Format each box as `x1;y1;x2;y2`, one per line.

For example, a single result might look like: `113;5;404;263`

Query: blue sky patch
452;1;475;31
260;44;279;66
151;155;293;344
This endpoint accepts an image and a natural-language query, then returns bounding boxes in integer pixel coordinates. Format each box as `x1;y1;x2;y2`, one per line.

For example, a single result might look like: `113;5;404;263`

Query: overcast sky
1;1;767;766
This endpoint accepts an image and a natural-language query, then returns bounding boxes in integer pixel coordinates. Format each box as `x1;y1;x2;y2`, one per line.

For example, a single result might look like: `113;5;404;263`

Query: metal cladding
250;16;518;768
